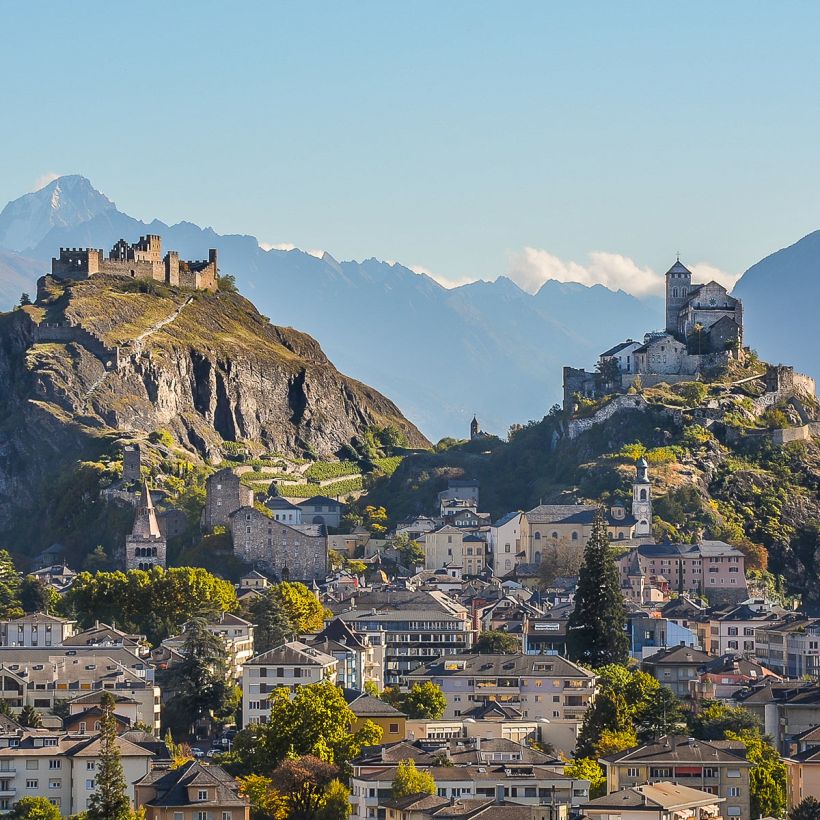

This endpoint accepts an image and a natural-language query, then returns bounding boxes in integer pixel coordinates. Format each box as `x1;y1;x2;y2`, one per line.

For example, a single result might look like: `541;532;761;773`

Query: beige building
0;728;154;815
602;736;752;820
241;641;336;726
0;613;76;648
786;747;820;807
423;525;486;575
581;782;724;820
135;760;250;819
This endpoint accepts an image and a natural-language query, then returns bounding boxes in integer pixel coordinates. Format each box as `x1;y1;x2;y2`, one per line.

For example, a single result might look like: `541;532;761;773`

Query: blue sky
2;1;820;295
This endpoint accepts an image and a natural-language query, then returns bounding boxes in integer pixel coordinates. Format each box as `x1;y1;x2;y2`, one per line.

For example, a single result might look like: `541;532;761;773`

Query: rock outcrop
0;274;428;534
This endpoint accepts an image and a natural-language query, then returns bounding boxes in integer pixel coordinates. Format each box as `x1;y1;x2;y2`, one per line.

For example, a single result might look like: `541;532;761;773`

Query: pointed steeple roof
131;481;161;539
666;259;692;276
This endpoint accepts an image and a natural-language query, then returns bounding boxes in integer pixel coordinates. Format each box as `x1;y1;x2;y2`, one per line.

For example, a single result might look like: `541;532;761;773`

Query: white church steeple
632;457;652;537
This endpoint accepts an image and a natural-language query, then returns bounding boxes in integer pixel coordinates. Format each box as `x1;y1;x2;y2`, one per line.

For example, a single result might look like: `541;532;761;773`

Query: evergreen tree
87;692;131;820
790;796;820;820
18;705;42;728
164;617;237;737
566;509;628;667
247;586;294;653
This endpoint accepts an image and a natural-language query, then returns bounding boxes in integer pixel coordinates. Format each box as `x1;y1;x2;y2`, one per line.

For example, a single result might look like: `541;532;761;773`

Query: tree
246;586;294;654
218;274;238;292
596;357;621;386
790;796;820;820
19;293;32;308
689;701;760;741
392;533;425;568
727;730;787;818
19;704;42;728
230;681;382;775
563;757;605;798
238;773;284;819
537;540;585;588
473;630;520;654
636;685;686;742
391;759;436;799
83;545;111;572
87;691;131;820
400;682;447;720
19;576;58;615
362;506;388;537
270;755;339;820
566;510;628;667
320;779;352;820
8;797;62;820
164;617;238;737
0;551;22;619
275;582;326;634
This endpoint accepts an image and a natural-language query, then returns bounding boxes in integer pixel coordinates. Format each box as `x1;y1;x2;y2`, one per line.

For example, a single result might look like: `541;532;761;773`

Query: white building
488;512;525;576
0;613;77;648
241;641;336;726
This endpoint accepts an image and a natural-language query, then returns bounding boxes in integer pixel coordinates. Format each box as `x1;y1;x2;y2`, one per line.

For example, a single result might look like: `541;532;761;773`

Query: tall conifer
87;691;131;820
566;508;629;666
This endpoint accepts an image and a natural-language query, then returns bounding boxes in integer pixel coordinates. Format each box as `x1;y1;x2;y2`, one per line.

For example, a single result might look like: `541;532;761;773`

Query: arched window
571;532;579;541
551;532;559;540
618;532;625;540
640;488;647;500
534;532;541;540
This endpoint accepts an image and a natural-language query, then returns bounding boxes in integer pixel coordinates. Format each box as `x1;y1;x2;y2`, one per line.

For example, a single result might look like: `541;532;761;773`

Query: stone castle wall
204;468;254;530
32;322;121;369
566;394;651;439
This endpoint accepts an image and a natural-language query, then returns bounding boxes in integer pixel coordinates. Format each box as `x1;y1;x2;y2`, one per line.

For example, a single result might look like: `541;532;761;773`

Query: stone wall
231;506;327;581
566;394;650;440
33;322;121;369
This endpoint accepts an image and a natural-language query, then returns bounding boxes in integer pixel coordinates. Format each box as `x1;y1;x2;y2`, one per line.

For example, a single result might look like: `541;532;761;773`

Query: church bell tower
632;457;652;537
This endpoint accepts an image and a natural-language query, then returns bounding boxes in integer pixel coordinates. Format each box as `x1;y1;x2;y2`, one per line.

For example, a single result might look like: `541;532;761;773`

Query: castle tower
124;482;166;571
632;457;652;537
665;259;693;337
470;415;480;440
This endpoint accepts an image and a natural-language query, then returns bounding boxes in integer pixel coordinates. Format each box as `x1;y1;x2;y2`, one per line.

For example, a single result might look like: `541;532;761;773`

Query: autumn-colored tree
392;759;436;799
8;797;62;819
400;681;447;719
562;757;606;798
270;756;339;820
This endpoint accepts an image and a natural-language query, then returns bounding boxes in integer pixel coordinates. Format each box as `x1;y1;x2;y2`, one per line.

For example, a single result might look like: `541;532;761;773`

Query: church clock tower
632;457;652;537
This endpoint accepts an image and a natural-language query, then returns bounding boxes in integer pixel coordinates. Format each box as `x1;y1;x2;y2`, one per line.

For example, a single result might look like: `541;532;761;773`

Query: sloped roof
583;781;723;810
347;693;407;718
603;735;750;765
641;645;711;666
246;640;336;667
135;760;247;807
298;496;343;508
408;653;591;679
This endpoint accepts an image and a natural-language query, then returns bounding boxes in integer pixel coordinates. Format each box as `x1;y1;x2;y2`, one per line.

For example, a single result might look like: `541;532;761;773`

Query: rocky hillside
0;273;427;547
367;366;820;608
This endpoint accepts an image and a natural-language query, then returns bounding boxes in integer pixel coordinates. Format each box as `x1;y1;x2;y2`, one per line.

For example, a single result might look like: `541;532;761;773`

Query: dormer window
198;789;208;800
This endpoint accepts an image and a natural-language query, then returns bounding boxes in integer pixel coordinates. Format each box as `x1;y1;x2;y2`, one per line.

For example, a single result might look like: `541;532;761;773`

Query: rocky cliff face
0;274;428;534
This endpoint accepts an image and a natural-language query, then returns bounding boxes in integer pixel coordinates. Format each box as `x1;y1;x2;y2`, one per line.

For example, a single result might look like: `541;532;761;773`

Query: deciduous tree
473;630;520;654
727;730;787;818
392;759;436;799
8;797;62;819
562;757;605;798
400;681;446;720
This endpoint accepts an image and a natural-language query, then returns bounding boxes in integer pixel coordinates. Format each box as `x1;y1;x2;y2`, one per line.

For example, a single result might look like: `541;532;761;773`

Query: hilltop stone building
230;506;327;582
563;259;744;408
51;234;218;291
204;468;254;530
125;483;166;571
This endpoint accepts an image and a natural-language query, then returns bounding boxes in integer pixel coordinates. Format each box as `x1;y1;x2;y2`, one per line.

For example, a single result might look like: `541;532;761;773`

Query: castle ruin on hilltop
564;259;744;409
51;234;218;291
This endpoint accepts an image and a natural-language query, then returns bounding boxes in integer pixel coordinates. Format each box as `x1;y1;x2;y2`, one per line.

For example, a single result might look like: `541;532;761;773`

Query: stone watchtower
125;482;167;571
632;457;652;537
470;416;481;440
665;259;693;337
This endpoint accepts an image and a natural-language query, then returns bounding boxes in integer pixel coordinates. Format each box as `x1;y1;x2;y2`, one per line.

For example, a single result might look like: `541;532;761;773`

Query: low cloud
507;247;738;298
410;264;477;289
259;241;296;252
32;172;60;192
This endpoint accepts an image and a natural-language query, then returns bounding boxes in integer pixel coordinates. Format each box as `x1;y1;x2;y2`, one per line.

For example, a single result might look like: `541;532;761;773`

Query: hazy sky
3;1;820;295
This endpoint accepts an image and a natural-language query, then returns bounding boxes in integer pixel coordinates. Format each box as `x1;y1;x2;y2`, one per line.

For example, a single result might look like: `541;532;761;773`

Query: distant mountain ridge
3;175;811;439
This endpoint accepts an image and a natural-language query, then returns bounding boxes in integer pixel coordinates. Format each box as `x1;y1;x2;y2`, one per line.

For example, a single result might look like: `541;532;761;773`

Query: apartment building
135;760;250;819
306;616;385;690
640;646;712;698
602;735;752;820
706;602;785;656
0;613;77;647
241;641;336;726
754;616;820;677
407;653;594;722
0;647;160;732
328;591;474;686
0;728;154;815
423;526;487;575
581;782;725;820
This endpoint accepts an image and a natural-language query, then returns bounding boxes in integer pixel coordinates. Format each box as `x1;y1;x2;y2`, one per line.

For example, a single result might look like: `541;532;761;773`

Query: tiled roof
583;781;723;810
407;653;591;679
135;760;247;807
641;645;711;666
603;735;750;765
246;640;336;667
348;693;407;718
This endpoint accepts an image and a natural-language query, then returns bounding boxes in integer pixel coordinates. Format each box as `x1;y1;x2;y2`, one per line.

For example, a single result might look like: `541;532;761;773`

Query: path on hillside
131;295;194;348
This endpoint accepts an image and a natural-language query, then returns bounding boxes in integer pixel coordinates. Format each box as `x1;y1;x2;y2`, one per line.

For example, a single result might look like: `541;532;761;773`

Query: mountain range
0;176;816;439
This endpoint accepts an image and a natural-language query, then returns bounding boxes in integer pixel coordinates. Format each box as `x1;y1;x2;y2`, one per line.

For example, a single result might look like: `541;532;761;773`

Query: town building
204;468;254;531
706;602;785;656
0;728;155;815
0;613;76;648
581;782;724;820
423;526;487;576
407;653;594;722
241;641;336;726
265;496;303;524
489;512;526;576
307;616;384;690
134;760;250;819
62;621;149;656
629;614;700;660
125;482;167;571
617;541;748;606
754;615;820;677
689;654;781;701
298;495;344;527
346;692;407;744
327;590;474;686
51;234;218;291
602;736;752;820
230;506;327;582
640;645;712;697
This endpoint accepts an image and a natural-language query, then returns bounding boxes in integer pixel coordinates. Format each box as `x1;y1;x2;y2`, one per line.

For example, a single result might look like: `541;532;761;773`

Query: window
174;814;184;820
49;760;60;769
49;779;61;789
26;779;38;789
389;723;399;734
571;532;578;541
627;768;639;777
727;787;740;797
727;809;741;817
86;762;96;771
223;814;233;820
198;789;208;800
26;761;39;770
85;779;95;790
